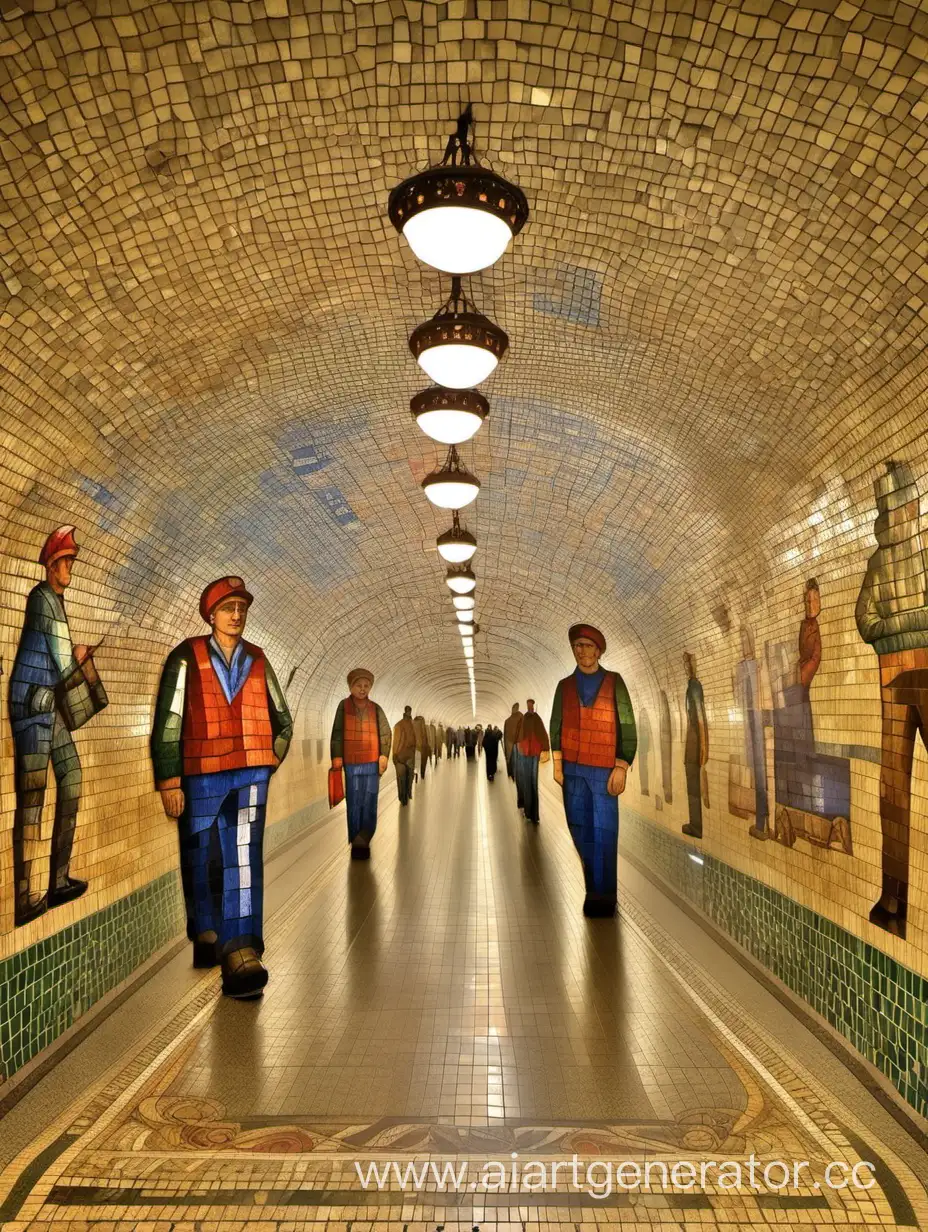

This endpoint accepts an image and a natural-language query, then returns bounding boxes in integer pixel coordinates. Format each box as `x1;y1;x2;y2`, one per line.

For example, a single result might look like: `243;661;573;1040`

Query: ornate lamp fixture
456;609;475;625
452;594;476;611
409;277;508;389
388;105;529;275
437;511;477;563
421;445;480;509
446;567;476;594
411;386;488;445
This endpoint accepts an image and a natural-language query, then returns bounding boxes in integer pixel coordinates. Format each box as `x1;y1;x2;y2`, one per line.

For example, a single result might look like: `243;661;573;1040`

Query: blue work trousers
180;767;270;956
563;763;619;902
345;762;380;841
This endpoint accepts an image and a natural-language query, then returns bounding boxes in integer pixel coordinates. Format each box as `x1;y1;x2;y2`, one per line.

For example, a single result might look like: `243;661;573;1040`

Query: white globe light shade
452;594;476;611
437;525;477;563
402;207;514;275
446;570;476;594
416;341;498;389
456;609;475;624
422;475;480;510
412;388;488;446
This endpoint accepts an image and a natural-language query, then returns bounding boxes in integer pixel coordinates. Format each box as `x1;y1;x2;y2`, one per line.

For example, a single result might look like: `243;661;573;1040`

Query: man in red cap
150;577;292;998
514;699;550;823
550;624;637;917
9;526;108;925
330;668;391;858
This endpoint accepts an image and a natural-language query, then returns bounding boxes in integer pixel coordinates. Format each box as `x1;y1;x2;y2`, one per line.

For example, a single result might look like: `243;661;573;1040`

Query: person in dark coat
482;725;501;779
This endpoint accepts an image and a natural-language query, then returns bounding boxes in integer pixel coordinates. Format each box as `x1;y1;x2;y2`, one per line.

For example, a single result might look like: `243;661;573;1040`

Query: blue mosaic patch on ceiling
533;263;602;327
313;486;359;526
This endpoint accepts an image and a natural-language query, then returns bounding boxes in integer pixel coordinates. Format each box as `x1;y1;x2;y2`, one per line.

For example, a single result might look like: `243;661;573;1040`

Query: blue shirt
575;665;605;708
208;635;253;704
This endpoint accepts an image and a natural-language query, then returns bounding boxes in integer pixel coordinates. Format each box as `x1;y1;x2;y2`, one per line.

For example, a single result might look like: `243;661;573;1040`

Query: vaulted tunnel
2;1;928;1223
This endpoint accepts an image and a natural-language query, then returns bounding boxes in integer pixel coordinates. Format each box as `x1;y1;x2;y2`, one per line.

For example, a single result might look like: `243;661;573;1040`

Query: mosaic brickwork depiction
1;0;928;1104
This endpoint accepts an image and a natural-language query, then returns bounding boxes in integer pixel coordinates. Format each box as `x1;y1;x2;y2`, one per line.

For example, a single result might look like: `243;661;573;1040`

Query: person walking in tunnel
430;719;442;764
681;652;709;840
413;713;430;780
464;725;477;760
503;703;523;781
482;723;501;780
476;723;484;755
550;624;637;918
392;705;416;806
331;668;391;860
10;526;109;925
455;723;465;755
856;460;928;938
151;576;292;998
445;723;454;757
515;699;550;823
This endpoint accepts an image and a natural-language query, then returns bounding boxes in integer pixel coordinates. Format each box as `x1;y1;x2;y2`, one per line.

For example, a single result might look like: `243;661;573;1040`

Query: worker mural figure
658;689;673;804
681;652;709;839
856;460;928;938
393;705;416;806
733;625;769;839
151;576;292;999
331;669;391;860
503;703;523;781
551;624;637;918
10;526;109;925
515;700;550;823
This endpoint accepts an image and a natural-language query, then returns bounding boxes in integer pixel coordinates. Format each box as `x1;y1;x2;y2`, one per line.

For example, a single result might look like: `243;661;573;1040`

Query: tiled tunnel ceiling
1;0;927;724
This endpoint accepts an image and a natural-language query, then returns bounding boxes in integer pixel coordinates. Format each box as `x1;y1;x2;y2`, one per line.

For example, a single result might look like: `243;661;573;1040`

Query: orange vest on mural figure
343;698;381;764
182;638;276;776
560;673;617;768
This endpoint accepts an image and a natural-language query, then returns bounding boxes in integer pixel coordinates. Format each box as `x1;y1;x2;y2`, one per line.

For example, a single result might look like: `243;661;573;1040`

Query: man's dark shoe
870;896;906;938
583;895;616;918
221;947;268;998
681;823;702;838
47;877;88;907
15;893;47;926
193;930;220;968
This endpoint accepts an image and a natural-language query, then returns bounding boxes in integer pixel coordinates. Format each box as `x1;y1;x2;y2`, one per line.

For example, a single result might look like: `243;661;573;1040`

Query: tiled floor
0;756;926;1230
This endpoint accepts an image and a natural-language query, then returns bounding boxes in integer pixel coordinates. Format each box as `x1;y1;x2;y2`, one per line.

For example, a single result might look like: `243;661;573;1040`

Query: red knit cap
39;525;79;567
199;576;253;623
568;623;606;654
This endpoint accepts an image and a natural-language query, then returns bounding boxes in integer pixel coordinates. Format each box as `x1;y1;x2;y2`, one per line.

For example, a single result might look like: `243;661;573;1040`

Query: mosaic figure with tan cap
151;576;293;998
9;526;109;925
550;624;637;918
330;668;391;859
856;460;928;938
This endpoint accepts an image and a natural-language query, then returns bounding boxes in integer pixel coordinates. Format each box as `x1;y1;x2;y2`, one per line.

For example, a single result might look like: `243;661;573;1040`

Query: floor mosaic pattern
0;760;924;1229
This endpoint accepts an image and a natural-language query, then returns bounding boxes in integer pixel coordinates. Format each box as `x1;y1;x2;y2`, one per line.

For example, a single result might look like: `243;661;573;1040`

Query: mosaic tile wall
2;0;928;1084
620;807;928;1118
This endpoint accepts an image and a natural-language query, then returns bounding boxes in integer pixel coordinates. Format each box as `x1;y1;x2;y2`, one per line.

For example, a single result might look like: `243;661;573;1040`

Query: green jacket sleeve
151;644;189;785
377;704;392;758
330;699;345;762
550;681;563;752
264;658;293;764
614;673;637;765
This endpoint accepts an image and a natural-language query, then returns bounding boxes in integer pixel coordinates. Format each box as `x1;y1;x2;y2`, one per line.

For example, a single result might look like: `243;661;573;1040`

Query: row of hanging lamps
389;105;529;712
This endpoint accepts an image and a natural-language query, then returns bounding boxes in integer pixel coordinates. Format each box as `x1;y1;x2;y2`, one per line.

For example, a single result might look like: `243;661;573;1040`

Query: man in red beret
514;699;550;823
9;526;108;925
330;668;391;858
150;577;292;998
550;624;637;917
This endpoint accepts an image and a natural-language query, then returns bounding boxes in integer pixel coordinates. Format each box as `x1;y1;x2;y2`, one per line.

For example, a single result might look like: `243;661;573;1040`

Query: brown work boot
14;892;47;926
221;946;268;998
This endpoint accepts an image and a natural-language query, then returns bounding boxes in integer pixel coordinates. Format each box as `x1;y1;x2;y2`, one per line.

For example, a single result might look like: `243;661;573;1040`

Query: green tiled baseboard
0;793;330;1086
0;871;185;1083
621;807;928;1118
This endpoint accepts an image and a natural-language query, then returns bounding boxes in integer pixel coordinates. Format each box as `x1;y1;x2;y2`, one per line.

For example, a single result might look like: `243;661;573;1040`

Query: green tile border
621;807;928;1118
0;794;331;1086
